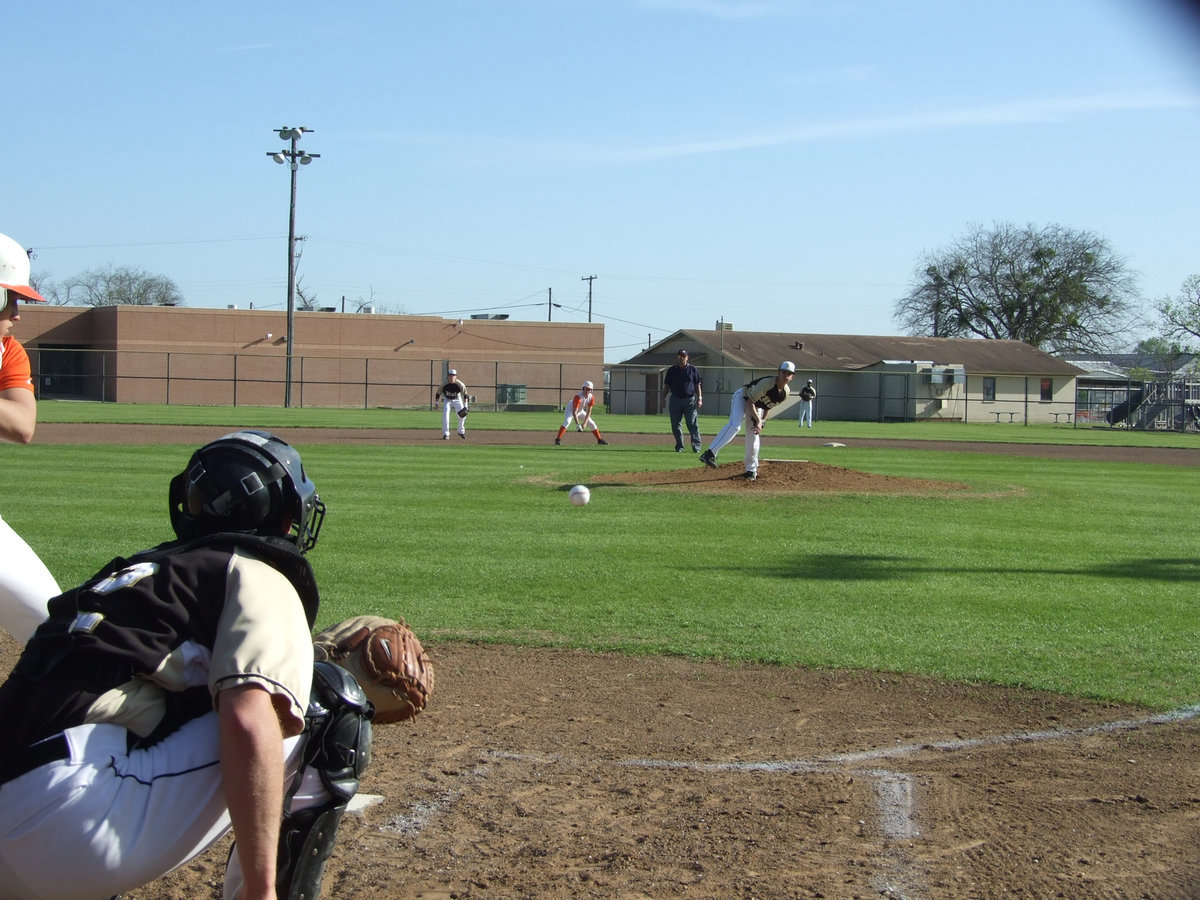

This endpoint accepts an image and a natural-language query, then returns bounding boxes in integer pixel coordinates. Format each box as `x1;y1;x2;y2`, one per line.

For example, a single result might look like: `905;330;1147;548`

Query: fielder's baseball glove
313;616;434;724
458;408;469;419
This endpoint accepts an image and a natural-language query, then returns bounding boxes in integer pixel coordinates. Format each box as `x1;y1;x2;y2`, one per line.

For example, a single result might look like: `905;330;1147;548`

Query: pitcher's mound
598;459;967;494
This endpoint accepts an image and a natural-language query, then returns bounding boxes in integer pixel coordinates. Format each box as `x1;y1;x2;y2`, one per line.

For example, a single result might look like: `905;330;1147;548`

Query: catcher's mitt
314;615;434;723
457;408;469;419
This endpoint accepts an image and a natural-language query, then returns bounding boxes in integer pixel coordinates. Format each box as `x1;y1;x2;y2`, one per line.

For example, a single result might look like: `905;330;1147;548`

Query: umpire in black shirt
661;348;704;453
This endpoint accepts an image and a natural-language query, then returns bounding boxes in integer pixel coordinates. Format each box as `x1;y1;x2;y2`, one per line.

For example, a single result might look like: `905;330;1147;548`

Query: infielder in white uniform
798;378;816;427
435;369;469;439
699;361;795;480
0;232;62;646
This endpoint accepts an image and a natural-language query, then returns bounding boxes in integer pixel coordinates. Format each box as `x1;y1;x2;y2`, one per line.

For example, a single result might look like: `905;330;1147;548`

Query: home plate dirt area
18;425;1200;898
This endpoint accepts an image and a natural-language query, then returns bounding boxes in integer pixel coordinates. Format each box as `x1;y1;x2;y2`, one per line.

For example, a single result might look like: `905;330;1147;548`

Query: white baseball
569;484;590;506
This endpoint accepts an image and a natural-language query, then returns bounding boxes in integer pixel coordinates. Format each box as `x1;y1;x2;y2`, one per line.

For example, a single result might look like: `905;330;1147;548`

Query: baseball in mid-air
569;484;591;506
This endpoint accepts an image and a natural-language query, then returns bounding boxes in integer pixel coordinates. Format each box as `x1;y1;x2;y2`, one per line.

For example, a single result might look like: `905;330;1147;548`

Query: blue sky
10;0;1200;361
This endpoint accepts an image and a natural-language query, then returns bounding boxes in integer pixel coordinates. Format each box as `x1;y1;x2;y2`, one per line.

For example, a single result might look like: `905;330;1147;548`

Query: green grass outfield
36;399;1200;448
13;402;1200;710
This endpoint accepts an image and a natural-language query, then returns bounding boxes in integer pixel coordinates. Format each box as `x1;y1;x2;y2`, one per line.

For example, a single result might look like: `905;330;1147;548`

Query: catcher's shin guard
276;661;375;899
276;804;347;900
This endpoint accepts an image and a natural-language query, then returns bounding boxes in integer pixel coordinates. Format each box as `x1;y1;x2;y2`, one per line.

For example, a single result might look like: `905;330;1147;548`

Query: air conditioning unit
925;369;946;384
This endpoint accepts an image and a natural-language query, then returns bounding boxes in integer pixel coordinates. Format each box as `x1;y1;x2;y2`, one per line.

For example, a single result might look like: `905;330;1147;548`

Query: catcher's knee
306;660;374;801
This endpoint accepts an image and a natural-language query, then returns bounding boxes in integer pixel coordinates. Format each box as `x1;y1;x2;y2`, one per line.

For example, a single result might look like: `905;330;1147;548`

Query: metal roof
1060;352;1198;378
620;330;1086;376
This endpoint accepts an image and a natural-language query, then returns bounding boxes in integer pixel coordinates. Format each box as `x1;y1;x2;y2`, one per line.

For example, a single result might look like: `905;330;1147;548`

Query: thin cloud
210;42;273;53
636;0;841;17
527;89;1200;165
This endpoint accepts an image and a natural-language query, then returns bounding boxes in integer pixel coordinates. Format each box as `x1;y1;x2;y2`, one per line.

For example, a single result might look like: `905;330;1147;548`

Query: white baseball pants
0;717;321;900
0;510;61;646
706;388;760;474
441;398;466;437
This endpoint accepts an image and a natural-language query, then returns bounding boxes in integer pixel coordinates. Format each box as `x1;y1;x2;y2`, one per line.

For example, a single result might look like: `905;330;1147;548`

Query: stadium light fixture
265;126;320;408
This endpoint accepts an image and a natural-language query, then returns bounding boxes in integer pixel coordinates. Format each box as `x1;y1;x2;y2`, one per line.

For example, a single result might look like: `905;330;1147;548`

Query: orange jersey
0;336;34;392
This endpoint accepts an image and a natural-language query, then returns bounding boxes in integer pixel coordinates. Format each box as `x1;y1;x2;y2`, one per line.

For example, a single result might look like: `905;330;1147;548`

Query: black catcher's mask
169;430;326;553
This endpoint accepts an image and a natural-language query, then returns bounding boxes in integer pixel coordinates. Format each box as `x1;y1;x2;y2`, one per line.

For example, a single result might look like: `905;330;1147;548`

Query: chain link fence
609;363;1200;430
31;347;1200;431
30;347;599;412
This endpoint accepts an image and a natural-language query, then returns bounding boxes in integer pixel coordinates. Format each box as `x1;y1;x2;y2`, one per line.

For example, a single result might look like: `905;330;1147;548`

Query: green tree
893;222;1139;353
1153;274;1200;350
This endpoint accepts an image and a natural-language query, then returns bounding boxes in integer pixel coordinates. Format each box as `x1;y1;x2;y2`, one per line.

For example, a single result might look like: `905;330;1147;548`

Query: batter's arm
219;684;285;900
0;387;36;444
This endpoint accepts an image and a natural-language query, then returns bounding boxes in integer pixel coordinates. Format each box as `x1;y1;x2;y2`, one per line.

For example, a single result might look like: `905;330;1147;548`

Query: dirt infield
12;425;1200;897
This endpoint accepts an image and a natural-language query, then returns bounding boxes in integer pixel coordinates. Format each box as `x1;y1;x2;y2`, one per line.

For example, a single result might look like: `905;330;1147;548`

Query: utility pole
547;287;553;322
581;274;597;323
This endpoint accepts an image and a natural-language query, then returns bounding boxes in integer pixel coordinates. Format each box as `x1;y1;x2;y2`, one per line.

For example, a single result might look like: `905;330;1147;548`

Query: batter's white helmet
0;233;46;303
582;380;594;389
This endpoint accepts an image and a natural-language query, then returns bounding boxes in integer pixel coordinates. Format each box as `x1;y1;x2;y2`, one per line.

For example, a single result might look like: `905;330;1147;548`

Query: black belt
0;733;69;784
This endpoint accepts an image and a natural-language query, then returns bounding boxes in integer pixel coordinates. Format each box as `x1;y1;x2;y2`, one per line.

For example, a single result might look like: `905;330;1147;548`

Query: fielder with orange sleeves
555;380;608;445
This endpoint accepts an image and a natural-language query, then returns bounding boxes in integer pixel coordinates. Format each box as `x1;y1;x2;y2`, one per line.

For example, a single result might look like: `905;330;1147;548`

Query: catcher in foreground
0;431;435;900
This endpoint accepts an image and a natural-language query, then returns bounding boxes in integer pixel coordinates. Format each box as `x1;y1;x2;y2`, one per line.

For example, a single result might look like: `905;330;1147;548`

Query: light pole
267;126;320;407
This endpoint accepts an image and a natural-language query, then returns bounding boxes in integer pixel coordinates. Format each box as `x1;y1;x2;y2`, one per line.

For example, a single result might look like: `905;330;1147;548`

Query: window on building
983;377;996;402
1041;378;1053;401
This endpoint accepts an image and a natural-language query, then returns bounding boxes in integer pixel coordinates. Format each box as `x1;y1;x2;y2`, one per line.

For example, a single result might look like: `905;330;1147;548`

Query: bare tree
44;264;185;307
1154;274;1200;349
294;274;317;311
349;287;379;313
893;222;1140;353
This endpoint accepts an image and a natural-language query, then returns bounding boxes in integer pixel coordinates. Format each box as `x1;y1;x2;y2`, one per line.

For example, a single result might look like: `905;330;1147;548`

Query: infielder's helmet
169;430;326;553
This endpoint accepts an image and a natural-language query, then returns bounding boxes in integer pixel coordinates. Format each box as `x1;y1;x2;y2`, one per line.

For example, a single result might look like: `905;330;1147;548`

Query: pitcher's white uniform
701;363;794;477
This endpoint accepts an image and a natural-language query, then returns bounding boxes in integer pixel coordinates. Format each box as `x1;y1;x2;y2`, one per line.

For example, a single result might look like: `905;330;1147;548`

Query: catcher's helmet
169;430;326;553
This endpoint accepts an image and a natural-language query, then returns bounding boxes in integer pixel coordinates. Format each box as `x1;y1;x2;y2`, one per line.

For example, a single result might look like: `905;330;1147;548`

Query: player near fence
0;232;62;648
700;362;795;481
798;378;816;427
435;369;469;440
555;380;609;445
0;430;432;900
